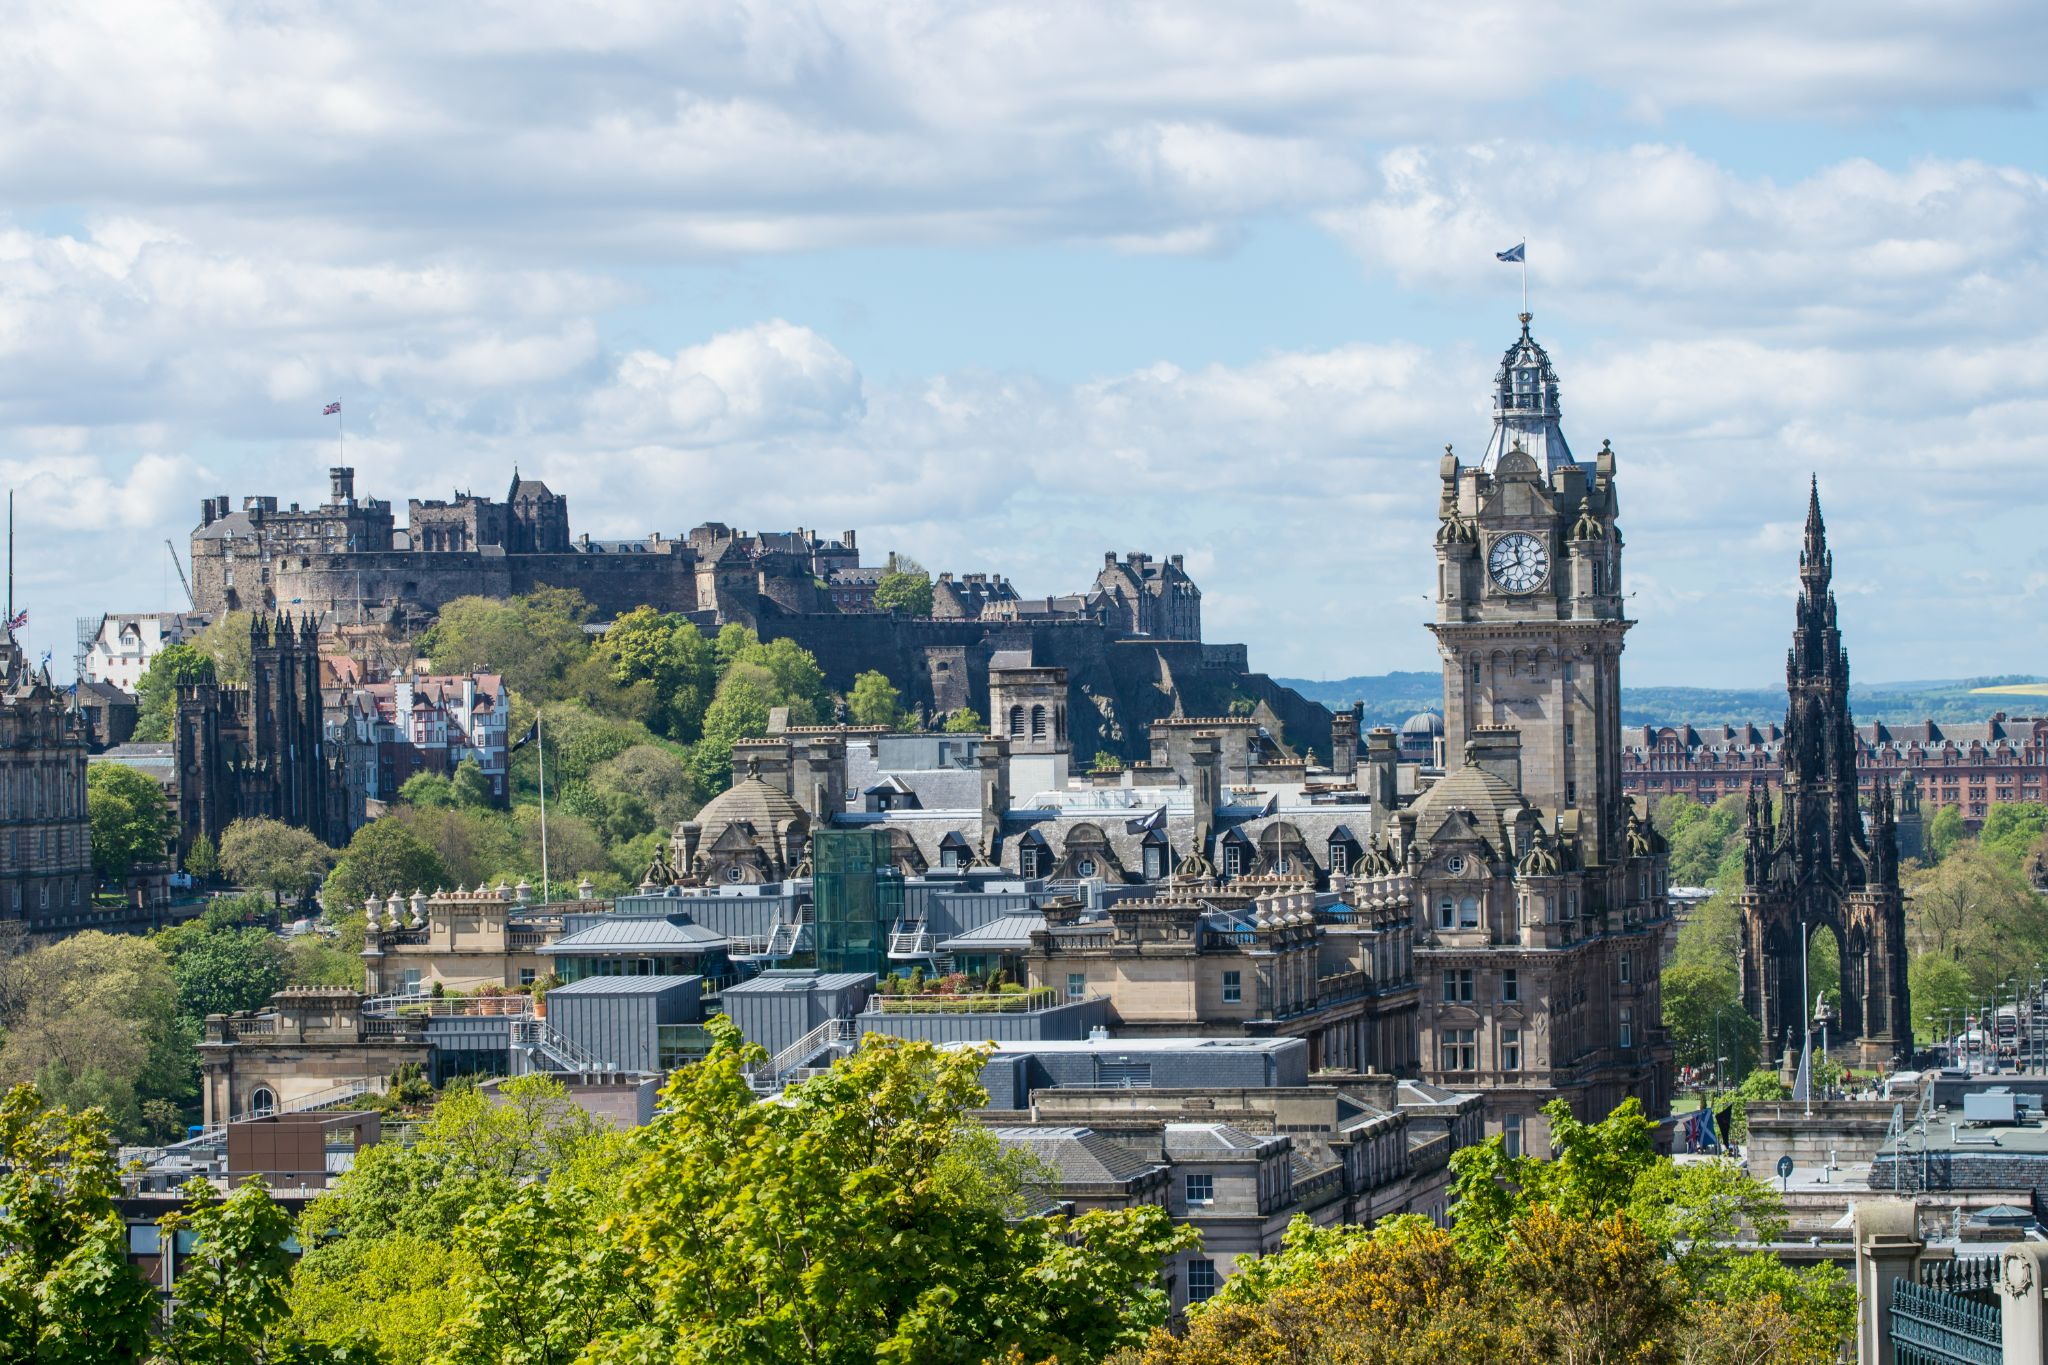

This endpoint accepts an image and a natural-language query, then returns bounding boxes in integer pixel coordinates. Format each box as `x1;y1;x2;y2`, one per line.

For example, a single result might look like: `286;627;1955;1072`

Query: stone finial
496;879;513;902
576;877;595;901
514;878;533;904
365;896;380;927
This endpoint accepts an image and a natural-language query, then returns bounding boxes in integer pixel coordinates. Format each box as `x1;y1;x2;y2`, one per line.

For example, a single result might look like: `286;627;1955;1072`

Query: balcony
874;986;1060;1015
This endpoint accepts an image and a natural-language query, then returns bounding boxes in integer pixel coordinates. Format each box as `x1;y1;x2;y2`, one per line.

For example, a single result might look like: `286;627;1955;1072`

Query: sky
3;2;2046;688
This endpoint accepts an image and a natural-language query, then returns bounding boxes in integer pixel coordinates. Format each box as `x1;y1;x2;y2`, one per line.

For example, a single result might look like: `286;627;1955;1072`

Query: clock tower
1430;314;1629;869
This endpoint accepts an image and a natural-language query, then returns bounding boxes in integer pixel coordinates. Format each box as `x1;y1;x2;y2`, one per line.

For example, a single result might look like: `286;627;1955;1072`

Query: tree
590;745;696;829
847;670;903;728
322;819;452;917
450;758;496;809
391;803;523;893
591;608;718;742
944;707;985;735
0;1085;157;1363
86;763;170;882
1909;952;1976;1042
291;1075;621;1358
218;817;336;907
1927;804;1966;862
1906;846;2048;991
156;1177;298;1364
184;831;220;882
424;589;594;701
0;932;195;1138
133;641;211;742
1979;802;2048;875
397;771;458;808
158;919;290;1019
190;610;255;686
581;1020;1194;1364
1661;960;1758;1077
690;673;773;796
873;568;934;617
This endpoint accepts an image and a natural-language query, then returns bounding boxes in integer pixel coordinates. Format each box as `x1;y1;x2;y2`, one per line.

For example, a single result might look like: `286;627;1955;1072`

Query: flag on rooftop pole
1497;241;1528;316
4;609;24;632
323;402;341;415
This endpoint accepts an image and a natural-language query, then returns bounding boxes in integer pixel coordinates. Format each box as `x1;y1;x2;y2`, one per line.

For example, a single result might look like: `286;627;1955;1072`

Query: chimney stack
1467;726;1523;790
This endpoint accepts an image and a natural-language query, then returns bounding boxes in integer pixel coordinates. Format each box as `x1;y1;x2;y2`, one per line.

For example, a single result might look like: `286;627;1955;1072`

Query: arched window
1458;895;1480;928
1031;705;1048;740
1008;705;1025;736
249;1086;277;1117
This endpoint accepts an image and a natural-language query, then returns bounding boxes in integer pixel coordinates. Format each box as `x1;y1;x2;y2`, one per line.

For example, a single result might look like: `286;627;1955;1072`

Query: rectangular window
1502;969;1519;1003
1564;723;1575;746
1438;896;1455;929
519;968;537;986
1619;1006;1634;1050
1566;781;1578;806
402;968;423;994
1442;969;1472;1003
1221;970;1242;1004
1502;1027;1522;1071
1187;1257;1219;1303
1066;973;1087;1001
1185;1174;1214;1207
1503;1113;1523;1160
1459;896;1480;929
1329;845;1348;874
1440;1029;1477;1071
1620;952;1632;985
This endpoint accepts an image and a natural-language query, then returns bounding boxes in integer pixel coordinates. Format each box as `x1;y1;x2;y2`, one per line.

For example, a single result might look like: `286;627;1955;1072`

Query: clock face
1488;533;1550;593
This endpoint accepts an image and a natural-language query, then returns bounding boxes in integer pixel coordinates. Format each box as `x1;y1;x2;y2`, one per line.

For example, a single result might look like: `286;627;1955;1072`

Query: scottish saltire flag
323;401;342;415
1496;242;1525;263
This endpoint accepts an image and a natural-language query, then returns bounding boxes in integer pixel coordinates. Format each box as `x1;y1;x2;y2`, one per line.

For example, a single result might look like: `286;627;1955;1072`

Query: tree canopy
87;763;170;882
873;567;934;617
218;817;336;905
848;669;903;729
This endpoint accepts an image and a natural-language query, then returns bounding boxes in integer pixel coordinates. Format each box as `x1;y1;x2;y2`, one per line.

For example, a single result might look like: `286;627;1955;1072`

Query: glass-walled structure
812;829;902;976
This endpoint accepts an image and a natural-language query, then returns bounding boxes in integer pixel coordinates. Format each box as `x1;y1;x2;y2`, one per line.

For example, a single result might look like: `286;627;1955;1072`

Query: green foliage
1909;952;1977;1041
423;588;595;701
217;817;335;905
396;770;457;808
133;641;211;742
0;1085;157;1363
943;707;985;734
1652;792;1748;886
1090;750;1125;775
873;567;935;617
157;917;289;1019
589;744;696;829
290;1075;621;1357
184;831;220;881
450;758;496;809
322;818;451;915
1927;804;1967;862
690;671;773;796
1807;927;1840;1015
156;1177;299;1364
581;1017;1195;1364
0;932;196;1139
285;935;363;991
1906;845;2048;993
1738;1068;1791;1102
592;607;719;742
848;669;903;728
1979;801;2048;875
86;763;170;881
388;802;522;892
1660;959;1759;1077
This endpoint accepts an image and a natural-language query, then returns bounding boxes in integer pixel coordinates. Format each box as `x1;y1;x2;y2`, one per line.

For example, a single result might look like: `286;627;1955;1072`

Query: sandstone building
186;466;1324;763
0;629;94;928
1738;484;1910;1064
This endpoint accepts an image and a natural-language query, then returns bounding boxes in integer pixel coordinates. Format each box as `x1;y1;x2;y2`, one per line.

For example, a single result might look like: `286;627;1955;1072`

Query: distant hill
1274;673;2048;730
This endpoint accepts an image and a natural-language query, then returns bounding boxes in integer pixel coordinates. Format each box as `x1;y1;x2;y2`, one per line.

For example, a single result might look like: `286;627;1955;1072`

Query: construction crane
164;539;196;609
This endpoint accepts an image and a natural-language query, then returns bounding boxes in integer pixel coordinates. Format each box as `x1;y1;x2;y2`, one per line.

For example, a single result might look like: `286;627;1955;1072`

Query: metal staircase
765;919;804;957
886;920;934;960
746;1018;859;1092
513;1016;612;1073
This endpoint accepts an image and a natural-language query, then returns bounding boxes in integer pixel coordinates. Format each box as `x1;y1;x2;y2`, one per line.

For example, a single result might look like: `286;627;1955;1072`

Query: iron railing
1891;1276;2001;1365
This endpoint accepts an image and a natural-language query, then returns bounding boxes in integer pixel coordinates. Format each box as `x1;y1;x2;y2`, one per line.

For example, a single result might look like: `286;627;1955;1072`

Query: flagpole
538;710;550;904
1800;912;1812;1117
1521;240;1528;318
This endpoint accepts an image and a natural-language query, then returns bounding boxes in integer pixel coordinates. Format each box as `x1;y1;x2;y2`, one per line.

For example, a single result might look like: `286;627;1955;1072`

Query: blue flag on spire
1496;242;1525;263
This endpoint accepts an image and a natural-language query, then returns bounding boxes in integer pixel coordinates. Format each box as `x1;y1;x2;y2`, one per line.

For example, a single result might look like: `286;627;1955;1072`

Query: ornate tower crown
1481;313;1576;475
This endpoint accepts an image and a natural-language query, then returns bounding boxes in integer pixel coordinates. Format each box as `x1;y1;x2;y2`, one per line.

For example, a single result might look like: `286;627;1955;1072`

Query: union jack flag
4;609;24;631
323;401;341;415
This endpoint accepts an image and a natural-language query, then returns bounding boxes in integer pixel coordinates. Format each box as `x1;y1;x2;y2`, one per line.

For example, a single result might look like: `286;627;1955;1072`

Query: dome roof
1400;711;1444;736
1407;762;1529;857
694;775;807;838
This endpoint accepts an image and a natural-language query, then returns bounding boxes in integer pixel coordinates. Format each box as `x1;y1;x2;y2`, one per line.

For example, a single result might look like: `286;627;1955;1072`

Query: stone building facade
1623;714;2044;835
171;614;356;857
0;630;94;927
1392;314;1674;1155
1738;484;1910;1064
186;466;1327;763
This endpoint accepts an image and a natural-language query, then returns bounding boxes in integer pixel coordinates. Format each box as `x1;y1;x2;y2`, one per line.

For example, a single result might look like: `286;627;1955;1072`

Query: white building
83;612;210;692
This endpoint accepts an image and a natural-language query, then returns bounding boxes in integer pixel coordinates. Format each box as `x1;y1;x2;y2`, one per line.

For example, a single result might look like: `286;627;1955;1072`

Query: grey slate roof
542;915;725;956
989;1126;1167;1184
547;974;702;997
937;913;1046;952
1164;1122;1281;1157
721;971;876;996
